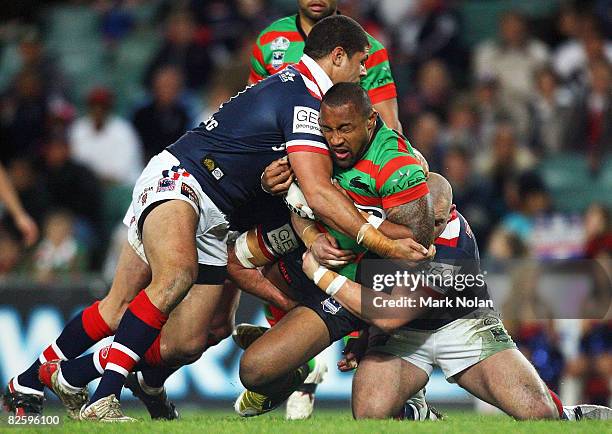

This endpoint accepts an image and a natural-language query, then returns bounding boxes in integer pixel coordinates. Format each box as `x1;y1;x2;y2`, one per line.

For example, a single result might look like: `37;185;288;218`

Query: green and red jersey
249;15;397;105
321;118;429;279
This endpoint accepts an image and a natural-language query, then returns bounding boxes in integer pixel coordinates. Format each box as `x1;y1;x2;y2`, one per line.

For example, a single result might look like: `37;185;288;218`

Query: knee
151;265;198;311
353;403;393;420
168;336;208;366
208;323;232;347
98;297;130;331
239;350;269;391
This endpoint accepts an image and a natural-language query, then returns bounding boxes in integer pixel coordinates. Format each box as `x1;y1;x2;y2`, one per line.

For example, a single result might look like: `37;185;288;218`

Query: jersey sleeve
376;137;428;209
362;36;397;105
249;38;268;83
280;89;329;156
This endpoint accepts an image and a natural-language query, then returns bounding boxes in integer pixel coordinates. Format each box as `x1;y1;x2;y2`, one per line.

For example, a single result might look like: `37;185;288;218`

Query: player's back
166;67;324;216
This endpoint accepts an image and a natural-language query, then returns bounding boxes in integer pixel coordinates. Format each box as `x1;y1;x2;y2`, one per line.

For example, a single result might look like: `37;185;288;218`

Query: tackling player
234;82;435;416
249;0;401;132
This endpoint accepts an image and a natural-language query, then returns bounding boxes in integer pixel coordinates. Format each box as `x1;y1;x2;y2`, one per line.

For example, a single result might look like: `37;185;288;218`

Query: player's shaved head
304;15;369;60
322;82;372;119
427;173;455;238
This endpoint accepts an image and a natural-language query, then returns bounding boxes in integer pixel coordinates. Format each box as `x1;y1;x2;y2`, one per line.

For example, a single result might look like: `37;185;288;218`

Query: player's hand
310;233;355;268
338;334;368;371
261;157;293;195
392;238;435;265
301;250;321;281
412;148;429;178
13;211;39;247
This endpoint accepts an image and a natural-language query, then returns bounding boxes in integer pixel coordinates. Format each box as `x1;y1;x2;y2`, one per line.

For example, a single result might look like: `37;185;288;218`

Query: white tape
313;266;328;285
326;275;347;296
234;231;257;269
367;214;384;229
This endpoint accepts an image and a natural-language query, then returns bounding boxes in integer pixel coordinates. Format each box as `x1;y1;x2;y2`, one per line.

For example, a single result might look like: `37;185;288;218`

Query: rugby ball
284;182;315;220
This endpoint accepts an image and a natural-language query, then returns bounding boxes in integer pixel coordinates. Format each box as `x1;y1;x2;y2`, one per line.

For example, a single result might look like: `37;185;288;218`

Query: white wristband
356;223;372;245
312;266;328;285
367;214;384;229
326;275;347;296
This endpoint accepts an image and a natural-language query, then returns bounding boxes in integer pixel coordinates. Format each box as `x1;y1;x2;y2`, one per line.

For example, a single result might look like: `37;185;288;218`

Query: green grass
1;409;610;433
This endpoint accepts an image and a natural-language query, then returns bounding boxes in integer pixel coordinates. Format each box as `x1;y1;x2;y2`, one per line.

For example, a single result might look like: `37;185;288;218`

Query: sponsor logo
266;224;298;256
279;70;295;82
181;183;200;209
349;176;371;193
272;144;286;151
278;260;292;285
272;51;285;69
292;106;322;136
386;174;426;194
270;36;290;51
157;177;176;192
490;326;510;343
201;155;225;181
321;297;342;315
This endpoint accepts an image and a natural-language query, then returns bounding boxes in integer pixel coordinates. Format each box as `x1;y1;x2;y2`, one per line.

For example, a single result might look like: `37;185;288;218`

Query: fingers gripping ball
284;182;315;220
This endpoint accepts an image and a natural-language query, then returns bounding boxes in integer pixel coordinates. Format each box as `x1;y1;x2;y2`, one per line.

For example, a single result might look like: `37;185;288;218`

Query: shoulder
255;16;298;45
365;33;386;52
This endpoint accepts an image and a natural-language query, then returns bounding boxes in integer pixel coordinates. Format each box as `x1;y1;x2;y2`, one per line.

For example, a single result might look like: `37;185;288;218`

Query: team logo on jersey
266;224;298;256
272;51;285;69
321;297;342;315
201;155;225;181
349;176;371;193
279;70;295;82
270;36;290;51
157;177;176;192
181;183;200;209
293;106;322;136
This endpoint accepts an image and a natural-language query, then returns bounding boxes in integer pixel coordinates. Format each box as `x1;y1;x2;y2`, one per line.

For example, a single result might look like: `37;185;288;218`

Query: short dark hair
322;82;372;118
304;15;369;60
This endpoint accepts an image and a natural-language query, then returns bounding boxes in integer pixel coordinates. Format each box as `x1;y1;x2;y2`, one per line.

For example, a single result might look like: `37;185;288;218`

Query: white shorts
123;151;229;266
367;310;516;382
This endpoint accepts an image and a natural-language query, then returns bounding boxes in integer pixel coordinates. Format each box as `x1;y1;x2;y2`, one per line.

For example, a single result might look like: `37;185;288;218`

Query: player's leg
452;348;558;419
3;240;149;416
81;200;201;421
352;351;429;419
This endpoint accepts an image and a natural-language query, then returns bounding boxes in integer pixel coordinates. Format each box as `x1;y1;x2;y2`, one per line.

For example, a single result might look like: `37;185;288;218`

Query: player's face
338;49;368;84
433;202;454;239
320;103;377;169
298;0;337;22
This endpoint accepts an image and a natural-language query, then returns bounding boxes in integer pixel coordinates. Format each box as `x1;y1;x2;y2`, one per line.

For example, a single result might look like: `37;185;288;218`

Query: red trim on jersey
128;291;168;330
346;189;382;207
368;83;398;105
252;43;264;65
397;135;409;152
42;346;60;362
293;61;324;98
382;182;429;209
353;159;380;179
286;145;329;155
249;69;264;83
375;155;422;190
365;49;390;69
435;236;458;247
259;31;303;46
256;224;276;261
82;301;114;340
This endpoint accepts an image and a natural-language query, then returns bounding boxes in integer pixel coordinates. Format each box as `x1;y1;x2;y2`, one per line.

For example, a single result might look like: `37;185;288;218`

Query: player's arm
385;195;435;249
0;162;38;246
373;99;402;133
302;251;432;332
363;43;401;131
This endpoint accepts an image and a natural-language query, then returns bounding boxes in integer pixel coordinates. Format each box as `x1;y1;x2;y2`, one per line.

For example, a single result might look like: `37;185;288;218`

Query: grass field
1;409;610;433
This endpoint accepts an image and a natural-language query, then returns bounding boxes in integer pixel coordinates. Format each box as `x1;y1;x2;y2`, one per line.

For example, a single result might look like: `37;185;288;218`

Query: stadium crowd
0;0;609;408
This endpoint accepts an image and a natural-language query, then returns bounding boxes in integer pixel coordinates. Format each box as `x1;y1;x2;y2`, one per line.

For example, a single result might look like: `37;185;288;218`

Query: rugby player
4;16;429;422
300;172;612;421
234;82;435;416
249;0;401;132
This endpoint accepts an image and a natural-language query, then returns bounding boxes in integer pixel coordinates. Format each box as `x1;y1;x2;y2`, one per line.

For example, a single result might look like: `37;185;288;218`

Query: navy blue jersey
166;56;331;216
404;210;494;330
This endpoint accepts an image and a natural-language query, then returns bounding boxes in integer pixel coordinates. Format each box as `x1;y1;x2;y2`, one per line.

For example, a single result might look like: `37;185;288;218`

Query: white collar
300;54;334;95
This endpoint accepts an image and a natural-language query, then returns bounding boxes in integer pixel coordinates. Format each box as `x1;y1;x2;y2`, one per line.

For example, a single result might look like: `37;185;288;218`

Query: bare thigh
453;348;558;420
352;352;429;419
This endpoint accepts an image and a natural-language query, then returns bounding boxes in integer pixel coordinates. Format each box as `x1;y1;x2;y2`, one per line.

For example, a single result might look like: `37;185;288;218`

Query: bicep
385;194;435;247
373;99;401;132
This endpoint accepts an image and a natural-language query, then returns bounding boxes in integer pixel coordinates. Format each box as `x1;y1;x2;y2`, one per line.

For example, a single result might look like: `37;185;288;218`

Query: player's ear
331;47;346;66
367;110;378;128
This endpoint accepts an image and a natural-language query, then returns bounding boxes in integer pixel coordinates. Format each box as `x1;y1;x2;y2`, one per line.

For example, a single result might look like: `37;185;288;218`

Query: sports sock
89;291;167;404
549;388;564;419
253;363;311;397
17;301;112;392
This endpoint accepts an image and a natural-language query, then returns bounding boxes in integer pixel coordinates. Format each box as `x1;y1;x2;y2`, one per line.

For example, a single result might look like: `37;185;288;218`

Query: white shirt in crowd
69;115;143;185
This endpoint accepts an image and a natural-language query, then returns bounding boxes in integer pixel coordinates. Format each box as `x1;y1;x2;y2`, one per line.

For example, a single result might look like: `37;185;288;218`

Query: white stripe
106;363;129;377
438;216;460;240
12;376;44;396
93;348;104;374
111;342;141;363
300;74;322;98
39;353;47;364
57;369;82;393
286;140;328;150
51;341;67;361
300;54;334;94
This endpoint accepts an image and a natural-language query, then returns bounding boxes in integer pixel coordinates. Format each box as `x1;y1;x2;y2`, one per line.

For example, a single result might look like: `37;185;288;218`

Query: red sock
548;388;564;418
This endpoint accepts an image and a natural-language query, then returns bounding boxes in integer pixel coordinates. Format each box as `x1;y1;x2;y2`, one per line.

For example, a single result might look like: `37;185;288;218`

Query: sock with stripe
89;291;167;404
548;388;564;419
16;301;112;393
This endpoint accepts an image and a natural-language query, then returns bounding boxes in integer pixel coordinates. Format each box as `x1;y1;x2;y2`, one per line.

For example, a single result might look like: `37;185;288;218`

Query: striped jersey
320;118;429;279
166;55;333;217
249;15;397;105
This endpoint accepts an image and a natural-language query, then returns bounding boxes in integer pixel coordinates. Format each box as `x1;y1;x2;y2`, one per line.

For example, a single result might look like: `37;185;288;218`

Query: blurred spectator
0;69;49;161
584;203;612;259
563;60;612;169
38;133;103;240
69;87;143;185
472;76;512;151
29;209;87;283
2;158;49;229
527;66;573;155
442;146;495;244
197;67;248;125
133;65;190;162
0;231;23;279
501;171;551;242
98;0;136;46
474;11;549;136
402;58;453;125
486;228;528;263
553;15;612;88
440;98;480;150
409;112;444;173
144;11;213;92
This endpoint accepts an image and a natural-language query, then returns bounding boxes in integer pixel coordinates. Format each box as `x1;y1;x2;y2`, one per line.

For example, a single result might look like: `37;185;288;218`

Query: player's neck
298;10;338;36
